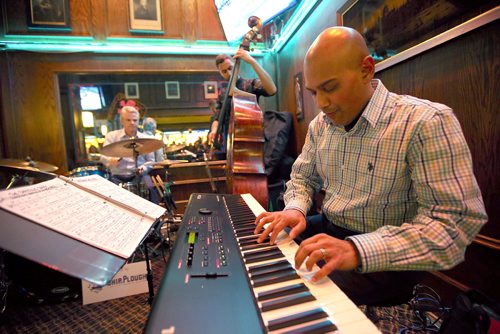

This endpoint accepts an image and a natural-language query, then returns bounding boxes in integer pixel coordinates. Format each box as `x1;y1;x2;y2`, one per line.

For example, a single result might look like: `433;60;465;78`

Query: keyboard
144;193;380;333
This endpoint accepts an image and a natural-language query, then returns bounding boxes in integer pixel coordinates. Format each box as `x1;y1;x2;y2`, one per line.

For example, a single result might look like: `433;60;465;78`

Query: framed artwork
337;0;499;70
203;81;218;99
294;72;304;121
27;0;71;30
165;81;180;99
129;0;163;33
125;83;140;99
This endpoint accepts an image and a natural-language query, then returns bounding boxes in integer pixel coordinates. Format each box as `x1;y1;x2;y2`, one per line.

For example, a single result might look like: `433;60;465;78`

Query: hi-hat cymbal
100;138;164;157
0;158;59;172
165;144;186;153
143;159;189;168
155;159;189;166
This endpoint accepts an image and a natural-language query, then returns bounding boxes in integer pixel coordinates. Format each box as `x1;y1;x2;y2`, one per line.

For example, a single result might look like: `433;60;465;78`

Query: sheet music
66;175;166;219
0;177;157;259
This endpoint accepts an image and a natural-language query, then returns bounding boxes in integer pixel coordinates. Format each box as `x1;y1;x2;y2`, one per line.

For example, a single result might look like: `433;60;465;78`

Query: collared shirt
100;128;154;177
143;132;164;163
284;79;487;273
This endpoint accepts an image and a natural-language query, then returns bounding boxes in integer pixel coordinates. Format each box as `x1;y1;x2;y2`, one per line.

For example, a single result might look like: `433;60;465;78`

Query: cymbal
0;158;59;172
100;138;164;157
143;159;189;167
155;159;189;166
165;144;186;153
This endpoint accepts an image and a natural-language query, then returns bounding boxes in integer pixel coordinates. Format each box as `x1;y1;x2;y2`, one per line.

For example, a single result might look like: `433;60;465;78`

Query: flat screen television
79;86;105;110
215;0;297;43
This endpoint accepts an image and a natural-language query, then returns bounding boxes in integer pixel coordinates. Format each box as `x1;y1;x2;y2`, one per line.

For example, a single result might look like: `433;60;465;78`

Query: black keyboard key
282;319;338;334
267;308;328;331
261;291;315;312
252;268;299;287
257;283;309;301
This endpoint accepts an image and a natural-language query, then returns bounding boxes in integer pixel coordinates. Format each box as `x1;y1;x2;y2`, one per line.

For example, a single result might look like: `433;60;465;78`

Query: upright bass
211;16;268;209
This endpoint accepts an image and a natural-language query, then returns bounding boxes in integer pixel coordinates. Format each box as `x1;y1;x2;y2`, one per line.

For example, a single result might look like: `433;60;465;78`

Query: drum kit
0;139;188;212
0;140;190;309
98;138;187;206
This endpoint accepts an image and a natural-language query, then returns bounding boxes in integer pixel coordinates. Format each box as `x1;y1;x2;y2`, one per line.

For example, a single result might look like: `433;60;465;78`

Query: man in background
143;117;164;162
100;106;157;202
208;51;277;150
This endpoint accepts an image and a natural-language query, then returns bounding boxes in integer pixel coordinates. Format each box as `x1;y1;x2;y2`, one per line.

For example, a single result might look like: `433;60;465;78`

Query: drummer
100;106;154;186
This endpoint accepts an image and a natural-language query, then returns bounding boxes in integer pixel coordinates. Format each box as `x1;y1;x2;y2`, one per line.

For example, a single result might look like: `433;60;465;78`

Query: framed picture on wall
129;0;163;33
165;81;180;99
337;0;498;67
125;83;140;99
203;81;218;99
27;0;71;30
294;72;304;121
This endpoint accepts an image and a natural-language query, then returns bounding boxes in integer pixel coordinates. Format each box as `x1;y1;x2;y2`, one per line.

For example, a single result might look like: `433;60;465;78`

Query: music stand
0;209;126;286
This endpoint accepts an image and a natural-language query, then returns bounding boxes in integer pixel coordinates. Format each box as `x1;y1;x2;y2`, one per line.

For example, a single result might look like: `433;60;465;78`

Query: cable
406;284;450;332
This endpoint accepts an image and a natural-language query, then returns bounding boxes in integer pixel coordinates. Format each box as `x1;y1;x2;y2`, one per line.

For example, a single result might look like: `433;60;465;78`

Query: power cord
402;284;450;333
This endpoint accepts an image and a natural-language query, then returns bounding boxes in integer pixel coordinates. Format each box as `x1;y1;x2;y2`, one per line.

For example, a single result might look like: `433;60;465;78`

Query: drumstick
154;175;166;191
151;176;163;198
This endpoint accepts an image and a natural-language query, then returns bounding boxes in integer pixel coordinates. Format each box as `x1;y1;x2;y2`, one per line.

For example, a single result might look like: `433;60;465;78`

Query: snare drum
120;181;149;199
69;165;108;179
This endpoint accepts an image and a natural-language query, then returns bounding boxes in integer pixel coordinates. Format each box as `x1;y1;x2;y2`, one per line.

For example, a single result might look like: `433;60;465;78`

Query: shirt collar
321;79;389;129
118;128;142;139
361;79;389;128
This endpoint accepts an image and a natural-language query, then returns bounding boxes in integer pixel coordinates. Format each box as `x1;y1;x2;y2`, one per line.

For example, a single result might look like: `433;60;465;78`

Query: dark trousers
296;214;425;306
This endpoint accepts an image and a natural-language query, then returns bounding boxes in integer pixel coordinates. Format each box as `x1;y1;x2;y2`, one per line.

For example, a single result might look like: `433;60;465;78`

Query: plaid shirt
284;80;487;273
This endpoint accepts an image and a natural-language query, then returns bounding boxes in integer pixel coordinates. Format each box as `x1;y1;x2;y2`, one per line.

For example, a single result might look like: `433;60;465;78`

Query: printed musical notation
0;175;166;259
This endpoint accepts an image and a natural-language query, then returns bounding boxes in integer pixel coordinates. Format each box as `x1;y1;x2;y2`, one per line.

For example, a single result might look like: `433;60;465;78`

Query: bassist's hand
234;49;256;65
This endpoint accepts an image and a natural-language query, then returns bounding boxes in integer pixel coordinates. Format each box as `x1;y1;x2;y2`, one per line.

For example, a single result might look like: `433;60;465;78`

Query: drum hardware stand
130;138;143;199
142;237;155;306
5;158;35;189
203;152;218;193
6;174;24;190
149;175;179;256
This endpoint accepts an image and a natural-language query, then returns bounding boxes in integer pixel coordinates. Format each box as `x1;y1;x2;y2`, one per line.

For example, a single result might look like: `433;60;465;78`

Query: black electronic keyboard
144;193;380;334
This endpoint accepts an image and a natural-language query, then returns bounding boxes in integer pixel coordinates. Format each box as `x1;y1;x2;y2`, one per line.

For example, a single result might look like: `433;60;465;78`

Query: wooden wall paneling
67;0;93;36
88;0;108;40
107;0;135;37
376;21;500;239
1;52;232;173
161;0;182;39
1;0;226;40
2;53;67;168
3;0;27;34
196;0;226;41
275;0;344;157
0;53;10;157
181;0;198;43
376;21;500;301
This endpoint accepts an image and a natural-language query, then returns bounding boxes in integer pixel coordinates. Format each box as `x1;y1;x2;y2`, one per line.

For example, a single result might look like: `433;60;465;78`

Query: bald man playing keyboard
254;26;487;306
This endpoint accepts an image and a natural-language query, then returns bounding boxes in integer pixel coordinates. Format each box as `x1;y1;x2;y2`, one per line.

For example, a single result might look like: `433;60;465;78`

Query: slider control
191;272;229;279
